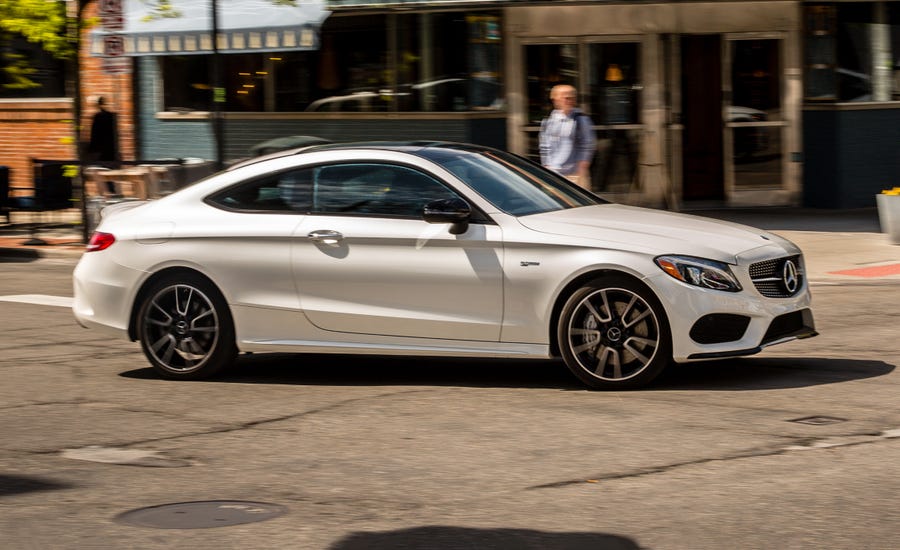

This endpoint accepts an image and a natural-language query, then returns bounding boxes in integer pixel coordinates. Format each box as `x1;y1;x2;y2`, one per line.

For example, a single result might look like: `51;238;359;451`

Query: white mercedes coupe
73;142;817;389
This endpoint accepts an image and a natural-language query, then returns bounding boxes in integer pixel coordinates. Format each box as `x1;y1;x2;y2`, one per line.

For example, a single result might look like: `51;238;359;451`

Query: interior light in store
243;84;255;88
256;71;268;75
239;72;251;76
269;57;282;61
237;90;249;95
605;64;624;82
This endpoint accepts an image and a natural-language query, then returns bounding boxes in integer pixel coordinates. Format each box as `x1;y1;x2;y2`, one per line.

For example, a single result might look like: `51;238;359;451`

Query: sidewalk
0;209;85;260
689;207;900;282
1;206;899;282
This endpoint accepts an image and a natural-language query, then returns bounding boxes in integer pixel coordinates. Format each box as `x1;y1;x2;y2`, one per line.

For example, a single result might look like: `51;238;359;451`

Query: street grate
788;415;847;426
115;501;287;529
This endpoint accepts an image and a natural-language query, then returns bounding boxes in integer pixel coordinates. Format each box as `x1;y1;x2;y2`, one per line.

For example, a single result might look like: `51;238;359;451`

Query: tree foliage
0;0;74;59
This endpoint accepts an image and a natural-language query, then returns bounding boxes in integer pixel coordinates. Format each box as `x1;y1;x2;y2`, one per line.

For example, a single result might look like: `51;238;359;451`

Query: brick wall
0;3;134;194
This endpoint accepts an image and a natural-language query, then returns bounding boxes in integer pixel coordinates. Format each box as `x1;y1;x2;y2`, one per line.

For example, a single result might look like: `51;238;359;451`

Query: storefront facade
801;2;900;208
125;1;899;209
506;1;803;208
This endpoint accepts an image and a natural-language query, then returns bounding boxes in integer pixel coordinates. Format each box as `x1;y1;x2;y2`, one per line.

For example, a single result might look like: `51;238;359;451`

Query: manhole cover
788;415;847;426
116;501;287;529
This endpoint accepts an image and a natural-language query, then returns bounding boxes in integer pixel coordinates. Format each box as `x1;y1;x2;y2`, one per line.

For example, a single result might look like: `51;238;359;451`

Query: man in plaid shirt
539;84;596;190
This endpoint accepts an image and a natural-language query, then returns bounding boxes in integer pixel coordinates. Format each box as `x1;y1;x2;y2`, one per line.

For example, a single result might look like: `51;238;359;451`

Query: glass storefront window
524;44;578;124
159;12;502;113
0;34;67;99
587;43;640;125
731;39;781;120
804;2;900;102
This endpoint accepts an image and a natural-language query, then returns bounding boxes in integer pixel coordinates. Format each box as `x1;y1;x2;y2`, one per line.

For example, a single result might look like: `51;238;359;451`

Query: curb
0;247;42;261
0;245;84;261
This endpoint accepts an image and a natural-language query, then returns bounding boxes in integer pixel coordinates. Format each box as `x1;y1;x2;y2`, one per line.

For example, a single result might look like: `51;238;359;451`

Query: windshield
418;146;605;216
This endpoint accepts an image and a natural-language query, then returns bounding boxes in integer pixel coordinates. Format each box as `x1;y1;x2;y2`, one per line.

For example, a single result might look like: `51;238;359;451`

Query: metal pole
211;0;225;170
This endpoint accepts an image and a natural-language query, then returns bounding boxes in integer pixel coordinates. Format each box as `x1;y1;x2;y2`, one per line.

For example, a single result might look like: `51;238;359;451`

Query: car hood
518;204;792;263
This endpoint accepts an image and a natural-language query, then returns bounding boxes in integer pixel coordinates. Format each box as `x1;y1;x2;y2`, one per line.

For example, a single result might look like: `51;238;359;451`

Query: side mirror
423;197;471;235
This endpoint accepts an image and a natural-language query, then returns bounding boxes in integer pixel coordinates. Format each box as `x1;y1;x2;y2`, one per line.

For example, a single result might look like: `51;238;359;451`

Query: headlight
655;255;742;292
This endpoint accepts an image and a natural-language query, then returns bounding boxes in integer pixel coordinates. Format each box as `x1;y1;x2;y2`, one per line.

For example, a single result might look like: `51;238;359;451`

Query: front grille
749;255;803;298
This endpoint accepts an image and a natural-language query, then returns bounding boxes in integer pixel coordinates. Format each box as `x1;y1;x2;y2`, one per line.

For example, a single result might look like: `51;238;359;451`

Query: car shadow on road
330;526;641;550
120;354;894;391
0;474;72;497
122;354;583;390
652;356;895;391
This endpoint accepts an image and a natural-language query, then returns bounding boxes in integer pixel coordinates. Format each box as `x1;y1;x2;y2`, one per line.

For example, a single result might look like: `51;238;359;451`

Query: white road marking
0;294;73;308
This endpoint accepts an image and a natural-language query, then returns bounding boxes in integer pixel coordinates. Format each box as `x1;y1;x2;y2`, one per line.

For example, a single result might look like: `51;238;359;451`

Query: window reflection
804;2;900;102
160;12;503;113
525;41;643;194
730;39;783;188
588;43;640;125
0;34;67;99
525;44;578;124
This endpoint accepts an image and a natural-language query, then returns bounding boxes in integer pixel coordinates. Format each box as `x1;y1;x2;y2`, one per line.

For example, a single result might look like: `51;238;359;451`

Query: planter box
876;193;900;245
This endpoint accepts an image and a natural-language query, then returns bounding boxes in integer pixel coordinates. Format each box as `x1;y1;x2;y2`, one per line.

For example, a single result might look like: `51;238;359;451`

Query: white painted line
0;294;73;308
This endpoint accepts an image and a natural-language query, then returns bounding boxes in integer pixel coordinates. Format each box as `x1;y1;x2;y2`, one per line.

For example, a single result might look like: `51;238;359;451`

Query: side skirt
238;338;552;359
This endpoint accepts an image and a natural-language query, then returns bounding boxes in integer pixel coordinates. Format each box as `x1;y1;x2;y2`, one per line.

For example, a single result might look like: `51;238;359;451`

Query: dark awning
91;0;330;57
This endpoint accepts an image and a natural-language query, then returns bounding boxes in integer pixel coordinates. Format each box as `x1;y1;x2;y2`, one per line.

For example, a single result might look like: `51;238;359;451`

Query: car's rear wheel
558;275;671;390
137;273;236;380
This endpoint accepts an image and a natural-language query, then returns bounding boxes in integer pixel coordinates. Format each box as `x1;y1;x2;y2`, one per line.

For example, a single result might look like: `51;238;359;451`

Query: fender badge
520;261;540;267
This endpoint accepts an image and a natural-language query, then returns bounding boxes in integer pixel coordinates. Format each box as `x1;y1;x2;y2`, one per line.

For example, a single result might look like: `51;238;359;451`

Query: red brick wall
0;3;134;194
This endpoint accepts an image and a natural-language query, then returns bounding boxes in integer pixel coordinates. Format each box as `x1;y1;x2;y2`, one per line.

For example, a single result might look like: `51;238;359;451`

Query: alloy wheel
142;284;220;374
566;287;661;382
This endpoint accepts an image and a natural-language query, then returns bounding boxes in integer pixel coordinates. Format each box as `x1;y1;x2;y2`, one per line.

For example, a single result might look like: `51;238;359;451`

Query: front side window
313;163;459;217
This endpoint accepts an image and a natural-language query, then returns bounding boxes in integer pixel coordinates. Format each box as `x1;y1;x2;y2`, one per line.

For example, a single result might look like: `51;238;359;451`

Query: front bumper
645;271;816;363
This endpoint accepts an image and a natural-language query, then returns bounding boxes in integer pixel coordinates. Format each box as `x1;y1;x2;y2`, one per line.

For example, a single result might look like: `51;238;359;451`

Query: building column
872;2;892;102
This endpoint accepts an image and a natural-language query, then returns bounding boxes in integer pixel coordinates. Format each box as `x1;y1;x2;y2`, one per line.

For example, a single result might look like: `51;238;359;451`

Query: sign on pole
99;0;124;30
99;0;130;74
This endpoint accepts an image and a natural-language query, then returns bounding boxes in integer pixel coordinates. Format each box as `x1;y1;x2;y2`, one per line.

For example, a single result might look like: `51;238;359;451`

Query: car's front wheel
558;275;671;390
137;273;236;380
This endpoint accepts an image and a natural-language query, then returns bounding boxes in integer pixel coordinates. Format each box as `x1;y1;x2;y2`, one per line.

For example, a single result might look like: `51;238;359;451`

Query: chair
10;160;75;245
83;166;111;198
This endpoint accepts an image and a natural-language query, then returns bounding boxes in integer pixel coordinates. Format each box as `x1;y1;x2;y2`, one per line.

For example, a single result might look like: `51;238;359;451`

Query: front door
292;162;504;342
681;34;724;201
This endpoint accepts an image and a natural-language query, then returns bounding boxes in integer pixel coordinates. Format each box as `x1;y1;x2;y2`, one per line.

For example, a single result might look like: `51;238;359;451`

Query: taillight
86;232;116;252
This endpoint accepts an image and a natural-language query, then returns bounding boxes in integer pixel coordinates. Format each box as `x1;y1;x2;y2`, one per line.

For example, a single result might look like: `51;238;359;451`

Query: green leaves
140;0;183;22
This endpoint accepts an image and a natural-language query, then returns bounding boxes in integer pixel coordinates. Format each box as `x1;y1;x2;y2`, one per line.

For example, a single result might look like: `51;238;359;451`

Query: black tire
136;272;237;380
557;275;672;390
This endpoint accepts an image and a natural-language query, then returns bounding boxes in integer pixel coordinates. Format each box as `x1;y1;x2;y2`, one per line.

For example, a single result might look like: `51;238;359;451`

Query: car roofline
225;140;496;172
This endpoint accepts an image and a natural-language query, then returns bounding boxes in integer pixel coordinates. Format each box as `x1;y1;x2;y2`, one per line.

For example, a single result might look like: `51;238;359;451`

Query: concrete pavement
1;205;898;282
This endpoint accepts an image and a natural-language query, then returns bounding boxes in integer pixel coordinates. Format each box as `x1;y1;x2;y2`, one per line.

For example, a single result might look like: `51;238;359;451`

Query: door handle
307;230;344;244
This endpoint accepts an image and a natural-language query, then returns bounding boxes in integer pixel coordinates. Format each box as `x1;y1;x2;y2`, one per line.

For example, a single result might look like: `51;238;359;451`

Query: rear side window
207;168;314;212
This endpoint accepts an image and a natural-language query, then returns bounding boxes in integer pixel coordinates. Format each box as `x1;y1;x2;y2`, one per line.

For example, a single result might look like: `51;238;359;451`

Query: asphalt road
1;256;898;549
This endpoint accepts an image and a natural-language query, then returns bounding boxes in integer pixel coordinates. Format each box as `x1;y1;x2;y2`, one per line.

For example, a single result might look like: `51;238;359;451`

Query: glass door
586;40;643;194
523;42;579;163
522;38;643;194
724;36;786;194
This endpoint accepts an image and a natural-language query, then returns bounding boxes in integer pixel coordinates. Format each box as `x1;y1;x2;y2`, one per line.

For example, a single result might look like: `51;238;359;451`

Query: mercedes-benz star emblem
782;260;799;294
607;327;623;342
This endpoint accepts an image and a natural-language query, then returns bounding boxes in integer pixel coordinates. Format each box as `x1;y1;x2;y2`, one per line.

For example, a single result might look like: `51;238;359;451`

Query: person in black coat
88;96;120;164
